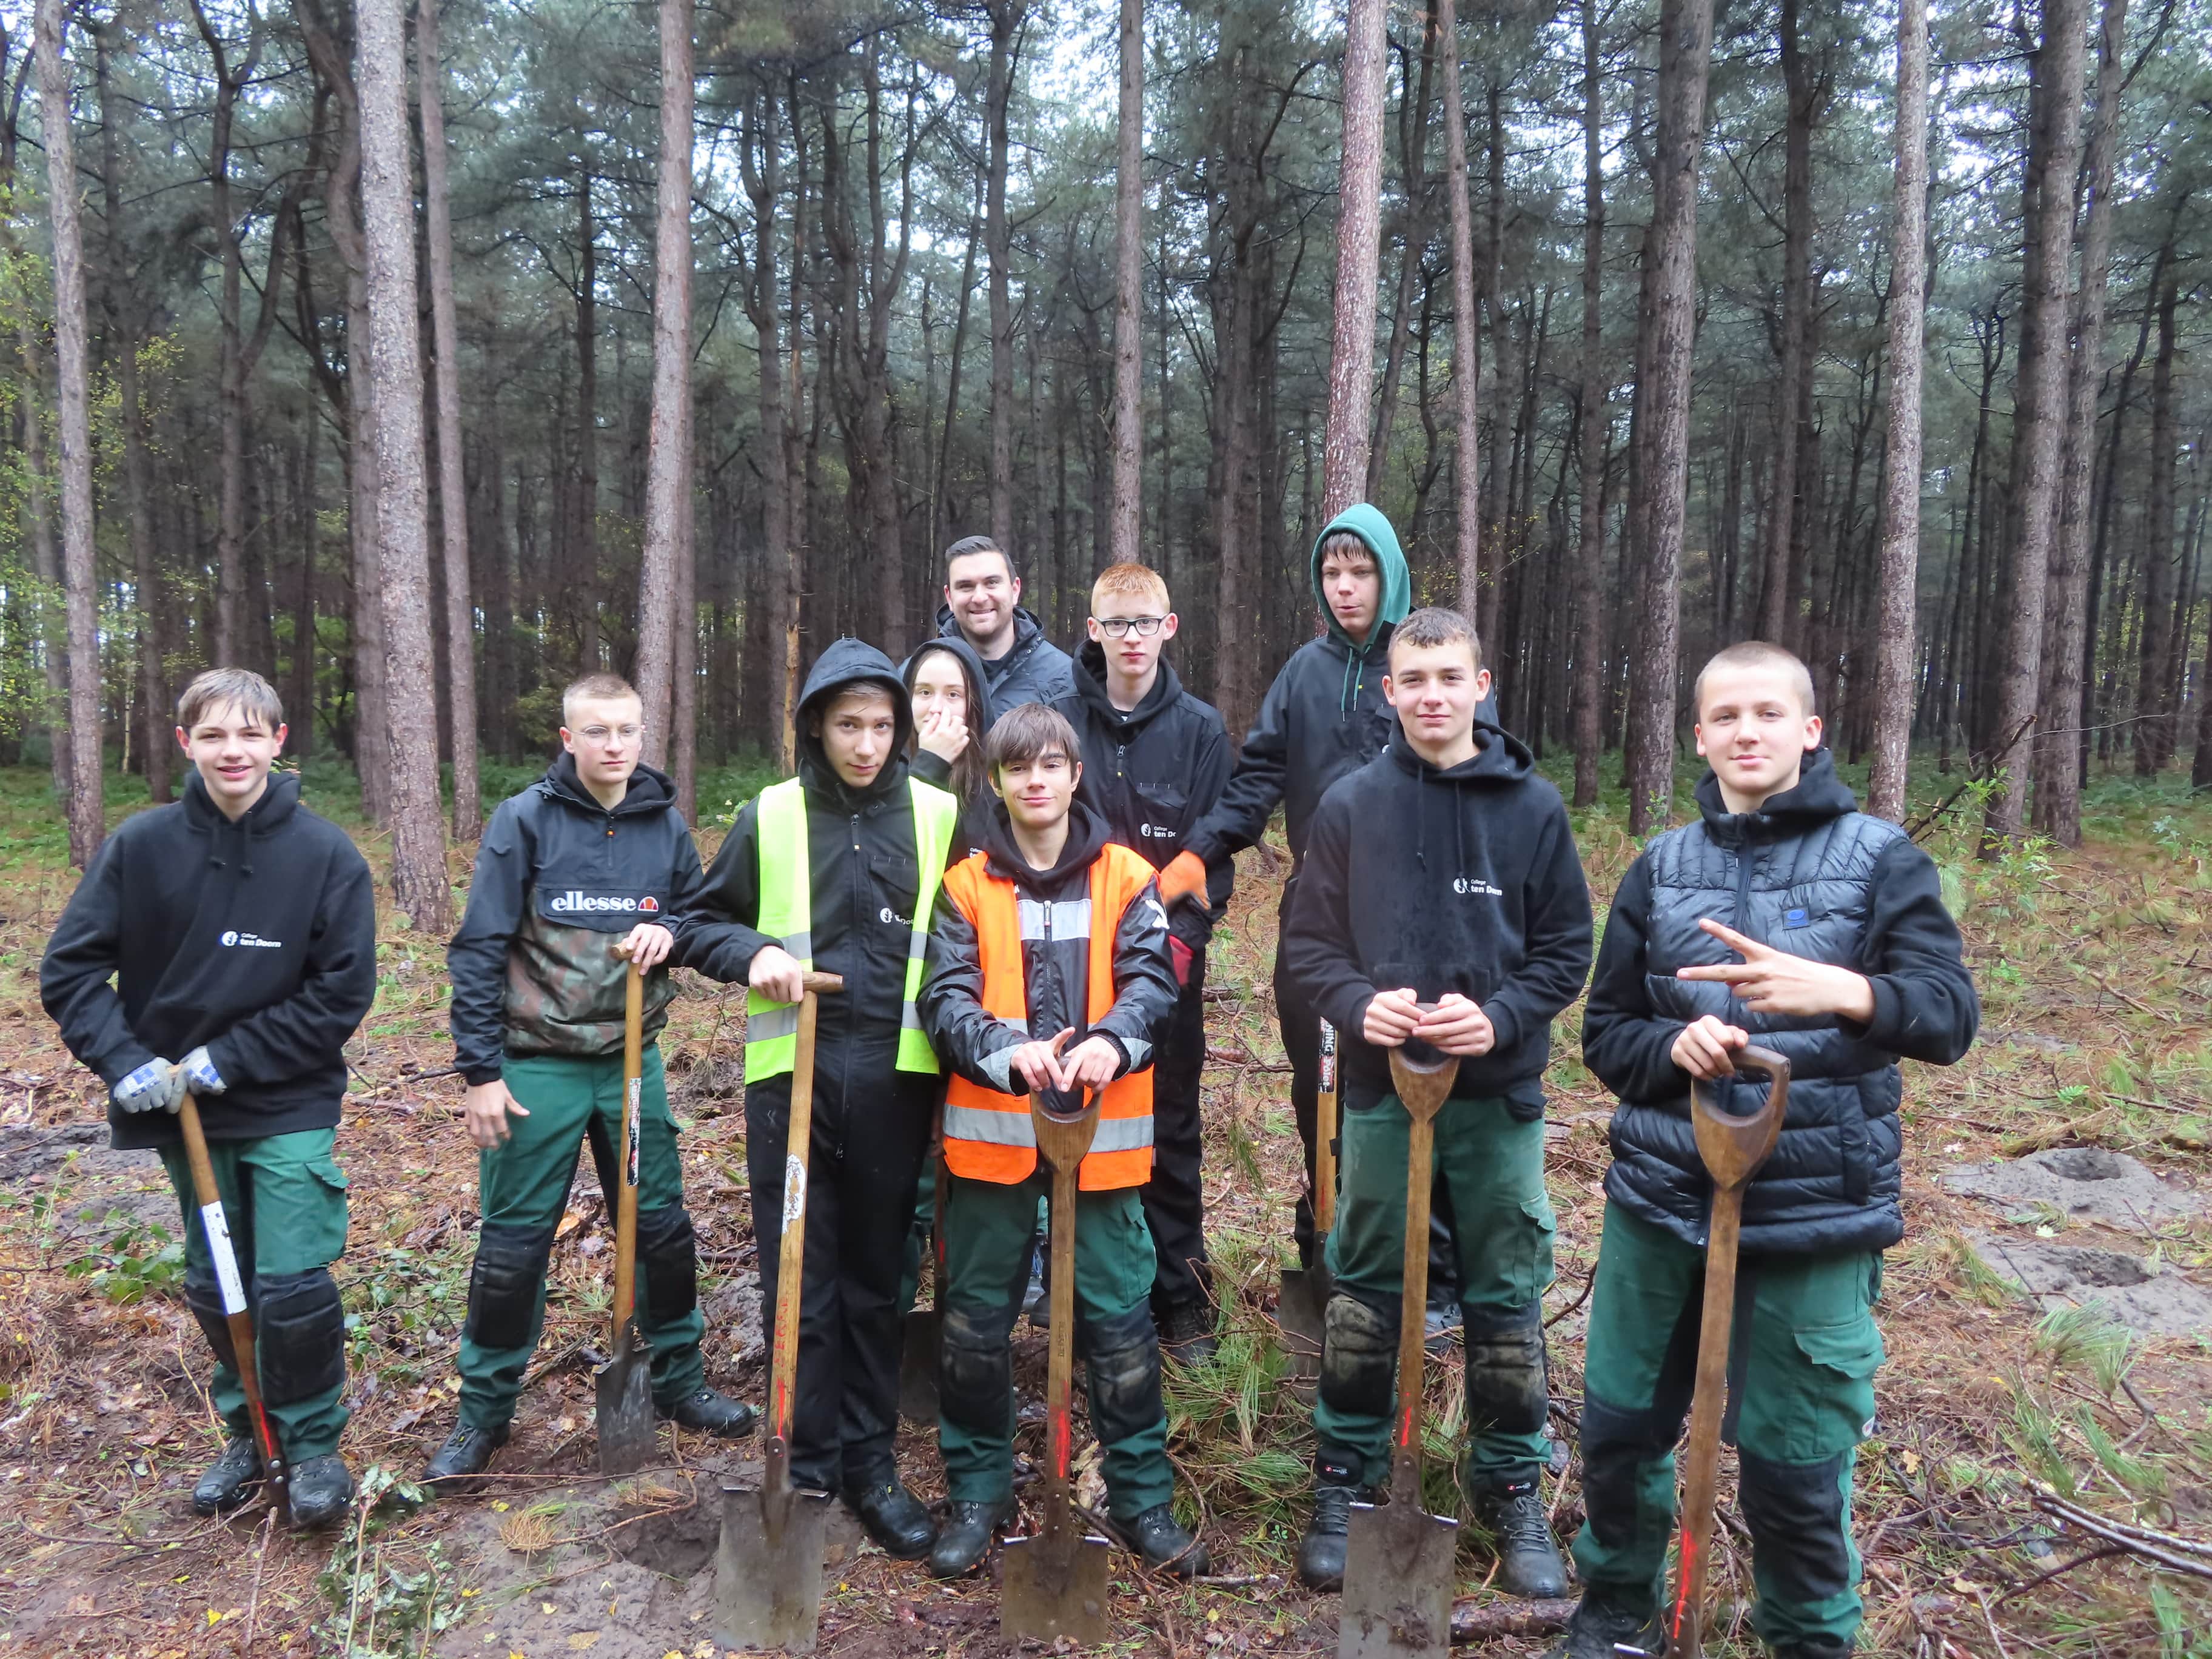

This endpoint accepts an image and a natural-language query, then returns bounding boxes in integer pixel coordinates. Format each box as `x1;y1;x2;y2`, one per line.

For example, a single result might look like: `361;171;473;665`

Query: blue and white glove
179;1047;226;1096
112;1059;184;1115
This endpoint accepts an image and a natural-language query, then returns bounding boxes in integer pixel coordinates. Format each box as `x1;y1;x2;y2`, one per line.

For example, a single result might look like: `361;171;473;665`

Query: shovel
1668;1046;1790;1659
1279;1018;1339;1379
596;956;658;1477
716;971;845;1655
1339;1035;1463;1659
1001;1089;1113;1647
176;1087;290;1526
897;1107;948;1423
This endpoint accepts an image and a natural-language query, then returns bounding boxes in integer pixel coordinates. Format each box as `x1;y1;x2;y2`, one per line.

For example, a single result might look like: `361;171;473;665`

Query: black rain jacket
934;602;1075;717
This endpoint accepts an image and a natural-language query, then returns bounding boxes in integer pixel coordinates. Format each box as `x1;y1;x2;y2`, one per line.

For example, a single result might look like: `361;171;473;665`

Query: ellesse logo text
548;891;660;913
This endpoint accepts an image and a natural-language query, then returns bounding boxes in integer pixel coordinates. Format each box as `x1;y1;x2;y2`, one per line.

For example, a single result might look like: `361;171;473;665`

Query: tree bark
417;0;479;840
1867;0;1931;822
1321;0;1388;517
34;0;103;866
574;170;601;671
1367;27;1433;503
1570;0;1606;808
357;0;450;931
985;0;1025;549
1438;0;1481;622
739;89;797;771
2136;277;2180;774
1757;0;1822;646
1622;0;1714;835
635;0;693;780
1984;0;2087;851
1108;0;1143;568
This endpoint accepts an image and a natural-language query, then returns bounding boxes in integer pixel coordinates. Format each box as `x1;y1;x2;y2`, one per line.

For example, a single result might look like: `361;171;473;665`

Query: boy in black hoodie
1282;608;1592;1598
1053;561;1233;1362
41;668;377;1529
1553;642;1977;1659
427;672;752;1491
676;640;960;1560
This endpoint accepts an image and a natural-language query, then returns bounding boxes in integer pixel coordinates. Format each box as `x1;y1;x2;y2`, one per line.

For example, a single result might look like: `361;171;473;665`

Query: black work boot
193;1436;263;1515
657;1385;757;1438
1469;1466;1570;1599
287;1454;357;1530
928;1496;1011;1578
1106;1503;1210;1577
1296;1449;1373;1592
1543;1587;1669;1659
1157;1300;1219;1367
1769;1642;1854;1659
421;1420;510;1495
842;1472;937;1560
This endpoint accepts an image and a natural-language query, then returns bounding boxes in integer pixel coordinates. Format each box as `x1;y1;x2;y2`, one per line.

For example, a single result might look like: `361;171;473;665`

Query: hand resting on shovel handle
1007;1028;1124;1094
1363;988;1495;1056
1675;918;1874;1022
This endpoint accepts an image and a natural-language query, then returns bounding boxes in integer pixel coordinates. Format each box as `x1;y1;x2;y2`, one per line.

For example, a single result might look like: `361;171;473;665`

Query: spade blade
594;1325;656;1478
1000;1522;1113;1648
1338;1496;1458;1659
715;1476;833;1655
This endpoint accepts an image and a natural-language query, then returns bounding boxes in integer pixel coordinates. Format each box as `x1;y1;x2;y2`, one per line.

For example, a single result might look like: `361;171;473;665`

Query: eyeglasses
578;725;643;744
1094;616;1165;638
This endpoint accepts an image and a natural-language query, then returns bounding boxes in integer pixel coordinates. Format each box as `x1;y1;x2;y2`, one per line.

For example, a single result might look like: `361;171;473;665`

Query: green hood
1309;501;1414;652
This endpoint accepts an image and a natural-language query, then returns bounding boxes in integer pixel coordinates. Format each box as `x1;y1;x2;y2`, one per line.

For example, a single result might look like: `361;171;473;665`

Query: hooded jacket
1583;751;1979;1254
1182;503;1415;877
41;770;378;1147
678;639;950;1090
448;753;703;1084
934;602;1075;717
919;799;1179;1118
1282;721;1593;1116
1053;641;1235;949
903;632;999;863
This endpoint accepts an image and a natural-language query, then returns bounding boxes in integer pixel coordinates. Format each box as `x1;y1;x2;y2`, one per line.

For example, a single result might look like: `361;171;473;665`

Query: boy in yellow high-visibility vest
679;639;958;1560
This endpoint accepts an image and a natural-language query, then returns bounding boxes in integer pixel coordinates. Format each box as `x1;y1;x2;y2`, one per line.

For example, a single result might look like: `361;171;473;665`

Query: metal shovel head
897;1305;940;1423
594;1324;656;1478
716;1477;833;1654
1339;1496;1460;1659
1000;1523;1113;1647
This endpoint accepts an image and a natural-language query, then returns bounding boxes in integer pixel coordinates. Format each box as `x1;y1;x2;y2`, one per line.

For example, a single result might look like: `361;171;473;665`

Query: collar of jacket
937;602;1049;677
980;797;1111;890
539;751;678;817
183;769;303;872
1692;746;1858;849
1071;640;1182;729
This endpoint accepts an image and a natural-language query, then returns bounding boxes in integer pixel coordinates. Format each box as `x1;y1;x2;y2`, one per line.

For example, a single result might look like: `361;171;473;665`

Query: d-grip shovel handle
1688;1044;1791;1192
1382;1033;1461;1490
766;972;845;1484
1030;1091;1102;1506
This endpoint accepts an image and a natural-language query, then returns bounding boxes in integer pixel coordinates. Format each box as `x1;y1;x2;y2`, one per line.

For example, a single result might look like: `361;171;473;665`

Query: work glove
1156;850;1208;910
112;1059;185;1115
179;1047;227;1096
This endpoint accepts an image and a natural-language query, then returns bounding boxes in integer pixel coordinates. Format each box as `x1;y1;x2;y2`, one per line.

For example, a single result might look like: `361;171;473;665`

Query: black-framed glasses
1095;616;1165;638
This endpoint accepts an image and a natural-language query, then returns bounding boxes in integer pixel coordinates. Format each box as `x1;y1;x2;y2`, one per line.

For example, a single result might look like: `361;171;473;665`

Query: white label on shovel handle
625;1078;643;1187
782;1155;806;1228
200;1203;247;1315
1319;1019;1337;1091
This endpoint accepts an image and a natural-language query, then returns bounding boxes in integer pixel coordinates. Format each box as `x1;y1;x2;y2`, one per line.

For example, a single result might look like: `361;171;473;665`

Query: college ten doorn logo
220;930;285;948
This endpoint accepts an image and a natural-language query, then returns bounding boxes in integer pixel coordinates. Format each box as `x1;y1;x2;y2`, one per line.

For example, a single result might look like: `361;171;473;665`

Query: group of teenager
39;498;1979;1659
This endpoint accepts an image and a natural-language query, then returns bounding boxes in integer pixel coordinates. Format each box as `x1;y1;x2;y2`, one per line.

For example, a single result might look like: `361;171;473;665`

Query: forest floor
0;752;2208;1659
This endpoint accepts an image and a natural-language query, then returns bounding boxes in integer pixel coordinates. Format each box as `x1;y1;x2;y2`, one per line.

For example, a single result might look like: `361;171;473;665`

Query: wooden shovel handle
1030;1093;1101;1510
1314;1020;1338;1236
611;963;645;1339
767;977;844;1450
1688;1044;1790;1192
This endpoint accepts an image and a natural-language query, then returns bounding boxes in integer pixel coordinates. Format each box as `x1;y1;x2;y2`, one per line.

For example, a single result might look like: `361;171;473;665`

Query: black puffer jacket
934;603;1075;717
677;639;948;1091
1583;752;1979;1254
449;754;703;1084
1054;642;1234;948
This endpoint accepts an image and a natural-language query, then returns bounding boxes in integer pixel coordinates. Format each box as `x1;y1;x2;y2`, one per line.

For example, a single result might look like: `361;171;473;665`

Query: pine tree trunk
1108;0;1143;568
35;0;104;866
1321;0;1387;517
418;0;479;839
357;0;450;932
740;90;797;771
19;320;70;813
1758;0;1820;645
1623;0;1713;835
2136;278;2180;774
574;171;601;671
1439;0;1481;623
1367;27;1433;503
636;0;693;778
1867;0;1931;822
1985;0;2087;851
1570;0;1606;808
985;0;1024;549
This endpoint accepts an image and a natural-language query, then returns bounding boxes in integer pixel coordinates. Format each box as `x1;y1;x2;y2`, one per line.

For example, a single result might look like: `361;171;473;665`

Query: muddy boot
928;1496;1011;1578
1295;1447;1372;1592
1106;1503;1210;1577
422;1420;509;1496
1156;1299;1219;1367
193;1436;263;1516
287;1454;356;1530
1469;1467;1569;1600
1769;1643;1854;1659
1543;1587;1668;1659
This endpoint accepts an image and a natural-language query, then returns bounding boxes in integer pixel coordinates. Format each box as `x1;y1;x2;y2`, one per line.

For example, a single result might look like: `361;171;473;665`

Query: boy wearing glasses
1053;563;1234;1363
426;673;754;1491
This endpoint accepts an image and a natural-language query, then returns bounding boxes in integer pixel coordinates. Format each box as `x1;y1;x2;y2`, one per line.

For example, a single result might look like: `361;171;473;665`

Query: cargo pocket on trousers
1786;1317;1885;1460
1515;1194;1558;1301
300;1159;352;1266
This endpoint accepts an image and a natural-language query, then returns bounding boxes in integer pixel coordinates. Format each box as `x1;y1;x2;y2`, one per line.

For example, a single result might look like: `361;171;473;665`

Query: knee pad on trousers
256;1270;347;1406
1462;1299;1550;1436
635;1205;699;1325
939;1304;1014;1439
1320;1290;1398;1421
184;1265;240;1374
464;1221;556;1353
1577;1390;1676;1552
1081;1305;1163;1447
1738;1449;1855;1610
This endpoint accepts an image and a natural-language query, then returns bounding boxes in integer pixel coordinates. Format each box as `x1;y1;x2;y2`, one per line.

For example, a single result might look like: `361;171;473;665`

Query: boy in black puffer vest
1555;642;1977;1659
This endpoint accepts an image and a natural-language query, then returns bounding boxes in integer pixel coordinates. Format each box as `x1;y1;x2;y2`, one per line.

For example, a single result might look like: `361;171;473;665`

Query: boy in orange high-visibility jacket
917;703;1203;1583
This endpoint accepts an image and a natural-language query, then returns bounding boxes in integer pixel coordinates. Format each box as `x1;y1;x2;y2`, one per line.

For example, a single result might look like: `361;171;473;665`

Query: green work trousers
457;1048;706;1430
937;1171;1171;1521
158;1128;352;1461
1570;1201;1885;1653
1316;1094;1557;1486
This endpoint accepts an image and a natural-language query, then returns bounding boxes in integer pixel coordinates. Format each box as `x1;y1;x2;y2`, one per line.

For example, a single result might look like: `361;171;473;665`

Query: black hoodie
41;770;377;1147
448;752;704;1084
903;632;999;863
1053;640;1235;948
677;639;950;1087
1281;721;1594;1116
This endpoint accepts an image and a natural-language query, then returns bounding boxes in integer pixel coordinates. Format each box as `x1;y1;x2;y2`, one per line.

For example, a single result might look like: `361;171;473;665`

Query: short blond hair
1091;561;1170;614
562;671;642;726
176;668;283;732
1693;641;1816;719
